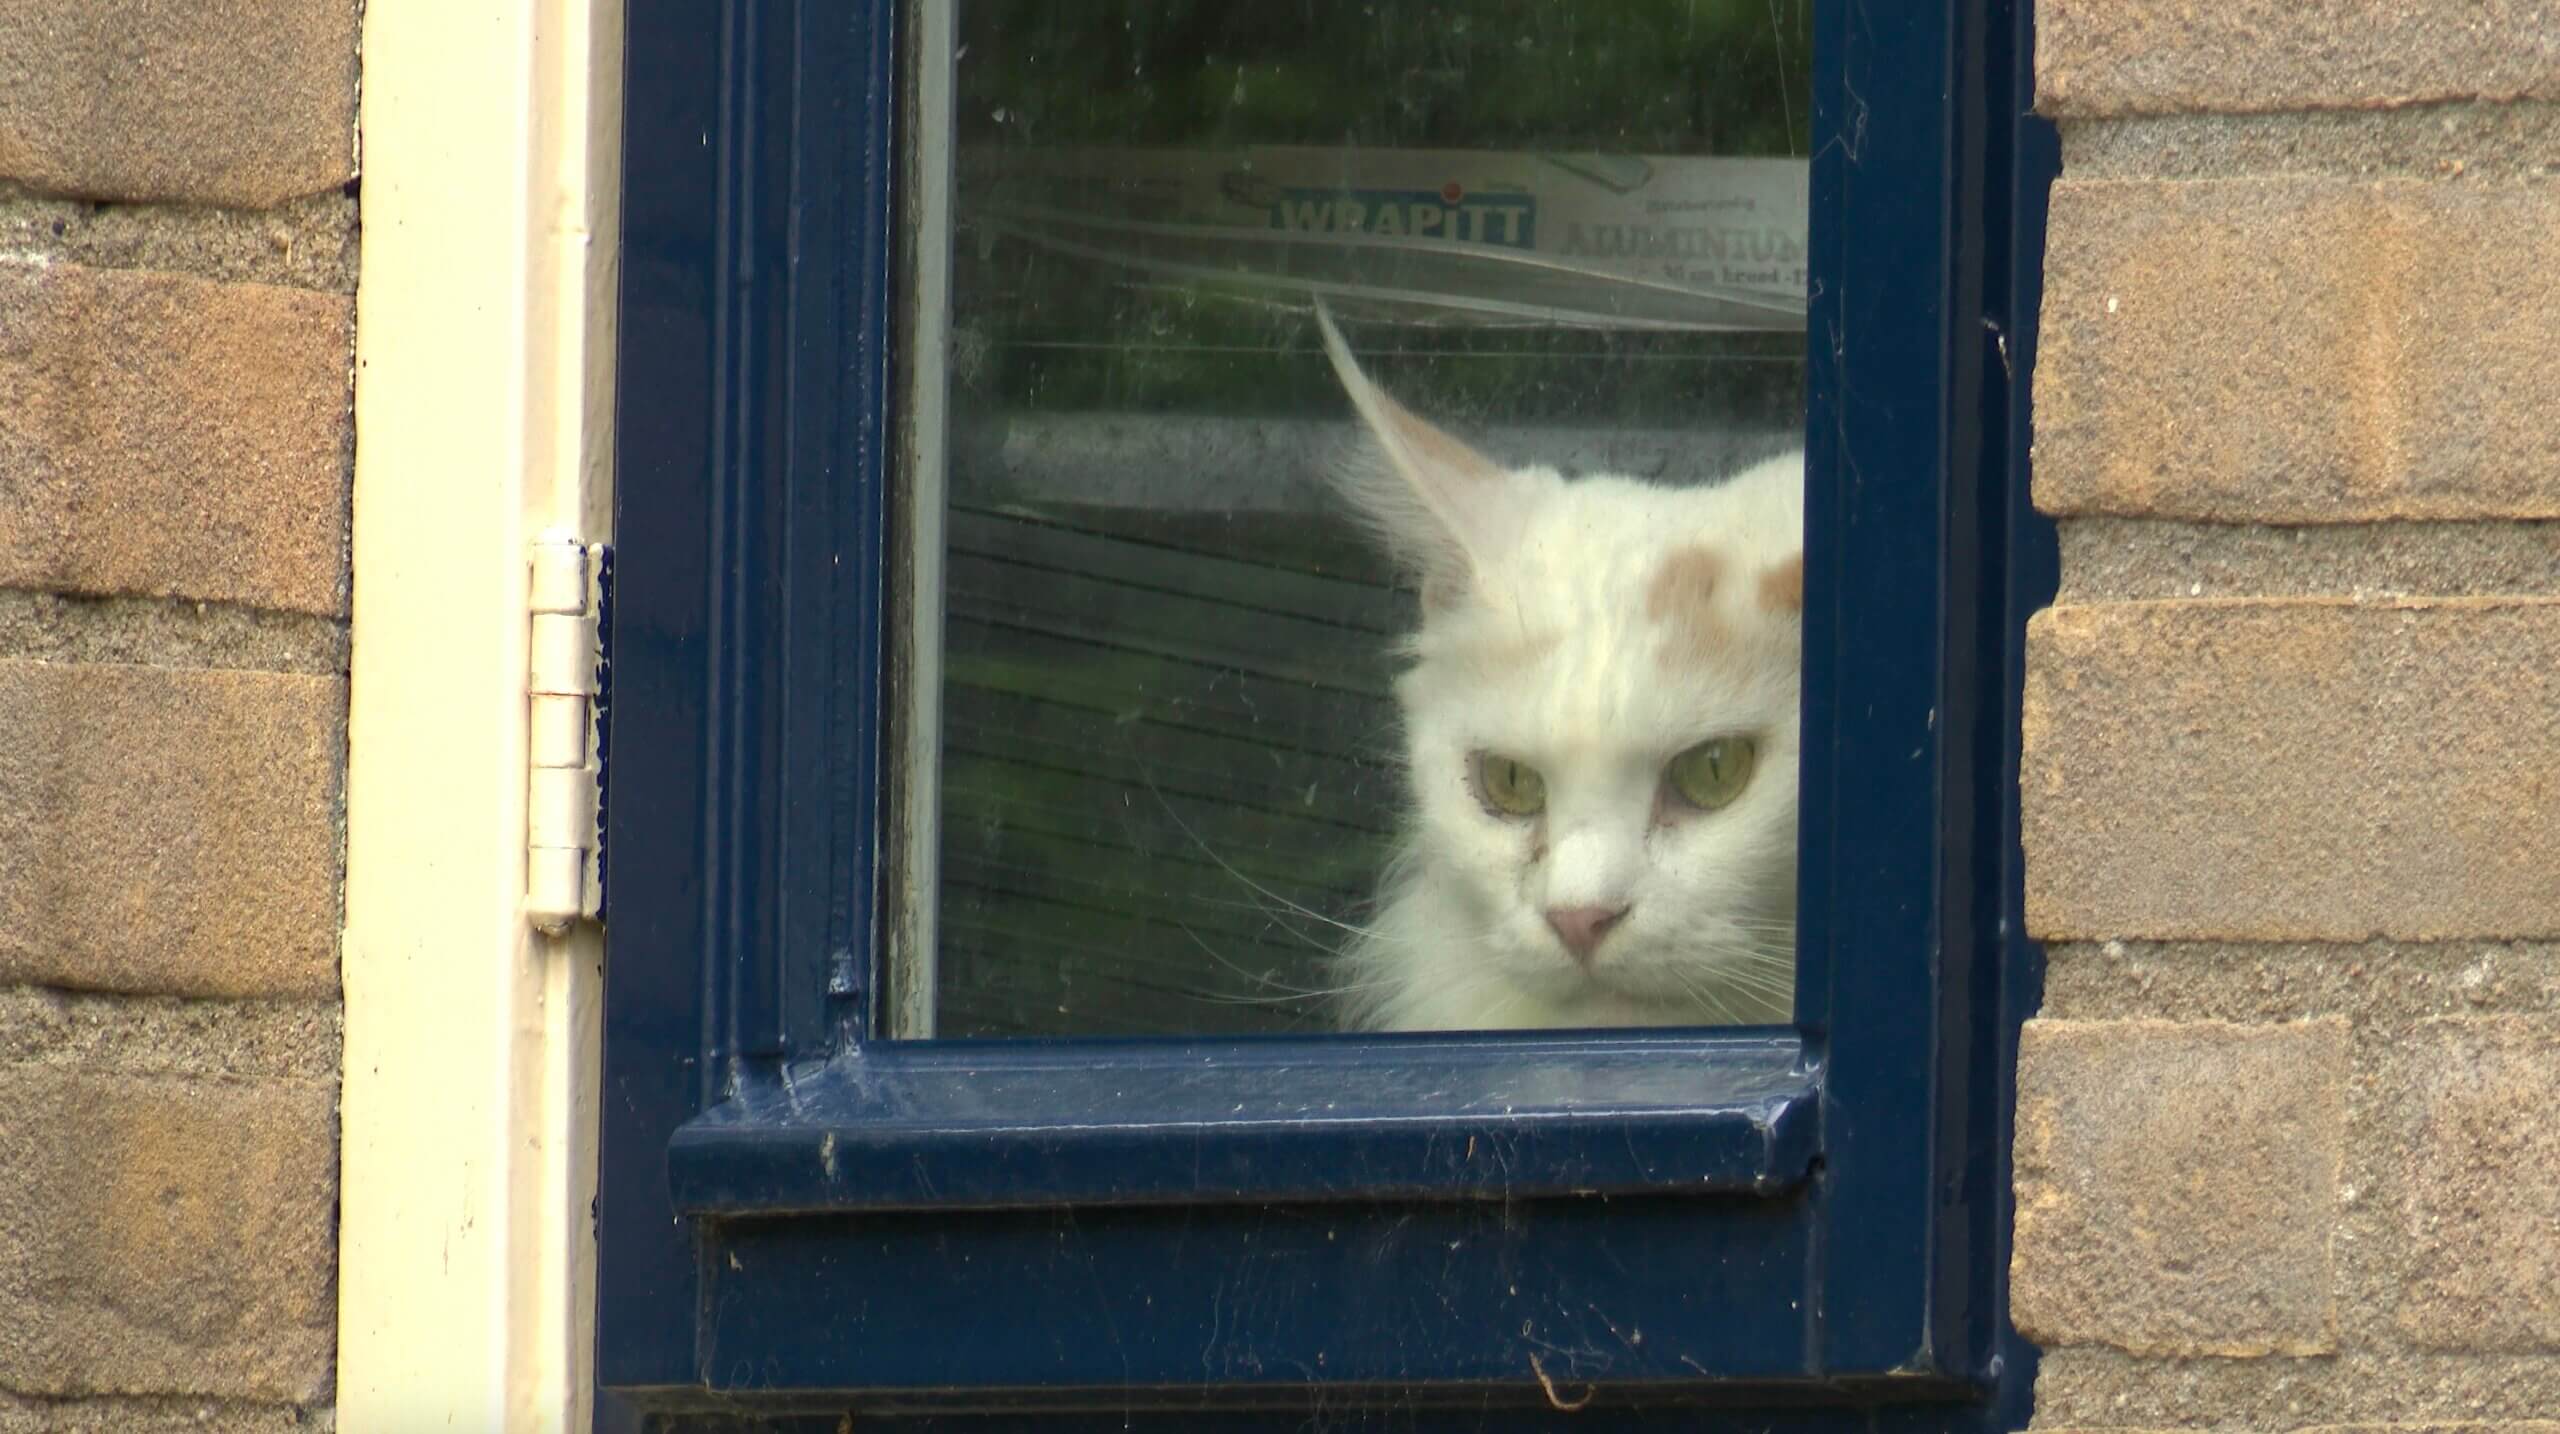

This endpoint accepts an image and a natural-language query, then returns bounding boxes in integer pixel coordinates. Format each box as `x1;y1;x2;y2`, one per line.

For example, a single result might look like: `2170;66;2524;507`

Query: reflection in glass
902;1;1811;1037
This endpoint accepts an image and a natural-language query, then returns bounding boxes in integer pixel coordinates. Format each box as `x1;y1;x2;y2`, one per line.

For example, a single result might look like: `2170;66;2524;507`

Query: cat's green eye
1666;737;1757;811
1472;753;1546;818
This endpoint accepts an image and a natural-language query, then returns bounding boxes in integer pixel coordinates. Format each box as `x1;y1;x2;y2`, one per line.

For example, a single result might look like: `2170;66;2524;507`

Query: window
910;1;1812;1040
600;0;2050;1424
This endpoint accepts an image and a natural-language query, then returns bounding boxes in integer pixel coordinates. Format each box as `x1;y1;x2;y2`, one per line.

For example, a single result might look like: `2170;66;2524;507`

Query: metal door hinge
528;531;609;932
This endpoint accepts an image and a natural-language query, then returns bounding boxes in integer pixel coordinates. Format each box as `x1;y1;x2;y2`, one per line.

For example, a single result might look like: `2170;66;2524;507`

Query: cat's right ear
1313;302;1525;603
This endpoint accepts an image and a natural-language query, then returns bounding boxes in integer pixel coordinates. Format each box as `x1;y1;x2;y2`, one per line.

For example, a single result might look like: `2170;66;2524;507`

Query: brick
0;660;344;998
2035;178;2560;524
2045;1428;2560;1434
0;591;348;678
2038;1;2560;117
2060;107;2560;186
2036;1348;2560;1429
2013;1018;2347;1356
2023;600;2560;942
0;0;357;207
2307;1426;2560;1434
2036;940;2560;1026
2393;1017;2560;1350
0;988;340;1083
0;1398;324;1434
2055;519;2560;604
0;1068;335;1399
0;189;361;295
0;260;351;615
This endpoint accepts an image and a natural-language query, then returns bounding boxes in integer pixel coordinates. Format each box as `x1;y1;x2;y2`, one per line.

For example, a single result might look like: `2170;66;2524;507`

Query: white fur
1315;308;1803;1030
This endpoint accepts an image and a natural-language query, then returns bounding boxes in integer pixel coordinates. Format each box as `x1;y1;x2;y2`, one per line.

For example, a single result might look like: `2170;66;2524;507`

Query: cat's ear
1313;301;1526;601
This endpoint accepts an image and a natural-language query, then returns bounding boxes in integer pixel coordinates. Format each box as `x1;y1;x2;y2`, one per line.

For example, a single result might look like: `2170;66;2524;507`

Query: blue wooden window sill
668;1032;1818;1213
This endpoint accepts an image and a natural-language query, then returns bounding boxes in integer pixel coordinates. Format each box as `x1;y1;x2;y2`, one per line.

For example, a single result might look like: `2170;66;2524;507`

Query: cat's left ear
1312;301;1531;601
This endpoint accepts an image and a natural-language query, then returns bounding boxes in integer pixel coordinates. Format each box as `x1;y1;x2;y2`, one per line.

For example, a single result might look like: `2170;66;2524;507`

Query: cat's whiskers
1715;951;1798;982
1113;723;1521;966
1172;924;1419;1007
1707;913;1799;935
1708;947;1798;984
1114;741;1386;943
1664;967;1750;1025
1713;951;1795;981
1178;876;1515;956
1705;971;1796;1005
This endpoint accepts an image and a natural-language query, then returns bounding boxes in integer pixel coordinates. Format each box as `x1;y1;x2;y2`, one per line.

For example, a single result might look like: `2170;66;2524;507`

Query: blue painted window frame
599;0;2056;1424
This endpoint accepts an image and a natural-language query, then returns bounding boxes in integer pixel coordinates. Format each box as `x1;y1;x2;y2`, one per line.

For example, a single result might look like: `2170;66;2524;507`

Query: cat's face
1317;307;1801;1023
1396;471;1802;1018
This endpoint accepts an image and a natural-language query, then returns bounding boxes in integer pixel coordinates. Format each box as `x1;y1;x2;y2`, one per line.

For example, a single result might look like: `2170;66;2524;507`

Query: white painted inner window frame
888;0;957;1039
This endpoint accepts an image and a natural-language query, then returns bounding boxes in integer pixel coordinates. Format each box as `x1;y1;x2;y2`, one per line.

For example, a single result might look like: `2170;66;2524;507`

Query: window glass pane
901;0;1811;1037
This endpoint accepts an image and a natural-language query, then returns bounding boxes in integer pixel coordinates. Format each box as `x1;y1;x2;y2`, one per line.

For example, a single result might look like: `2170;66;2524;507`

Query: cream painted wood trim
339;2;621;1429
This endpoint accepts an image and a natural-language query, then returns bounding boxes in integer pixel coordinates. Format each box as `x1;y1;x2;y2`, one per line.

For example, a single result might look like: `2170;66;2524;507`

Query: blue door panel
703;1196;1820;1394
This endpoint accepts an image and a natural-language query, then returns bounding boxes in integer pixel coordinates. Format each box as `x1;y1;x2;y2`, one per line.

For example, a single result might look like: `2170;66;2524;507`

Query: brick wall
2018;5;2560;1431
0;2;357;1429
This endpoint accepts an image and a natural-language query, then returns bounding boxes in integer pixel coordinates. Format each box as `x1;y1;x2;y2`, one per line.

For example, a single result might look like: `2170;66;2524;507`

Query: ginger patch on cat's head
1643;545;1721;621
1757;554;1804;614
1646;544;1802;671
1644;544;1729;666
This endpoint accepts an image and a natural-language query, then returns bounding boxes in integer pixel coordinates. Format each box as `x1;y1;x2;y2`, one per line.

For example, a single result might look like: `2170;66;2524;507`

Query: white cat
1316;307;1803;1031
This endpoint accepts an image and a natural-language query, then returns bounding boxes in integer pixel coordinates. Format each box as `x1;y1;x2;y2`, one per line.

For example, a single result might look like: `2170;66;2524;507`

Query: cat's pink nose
1545;904;1629;962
